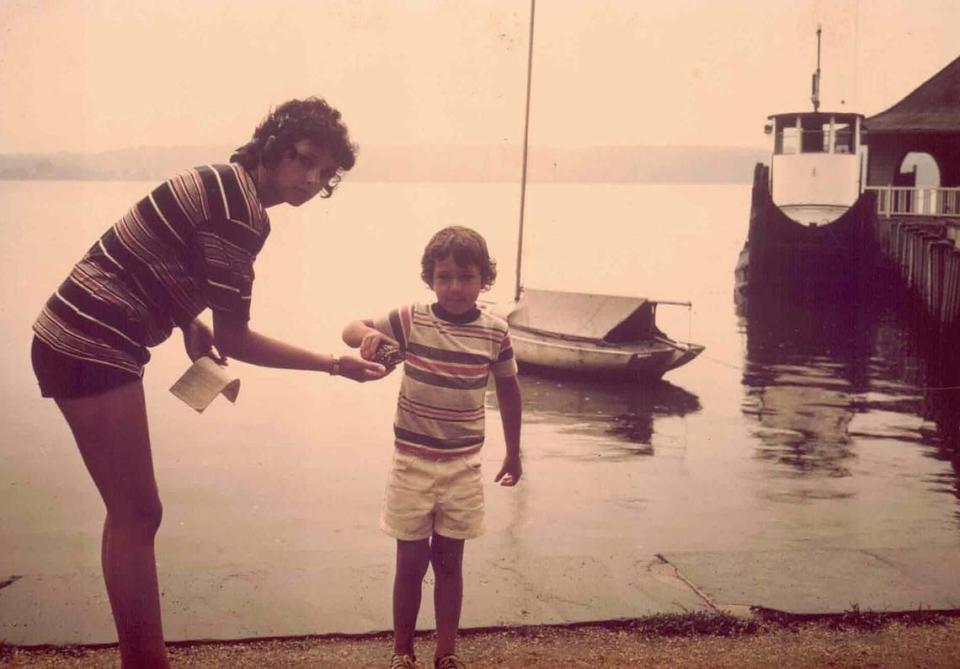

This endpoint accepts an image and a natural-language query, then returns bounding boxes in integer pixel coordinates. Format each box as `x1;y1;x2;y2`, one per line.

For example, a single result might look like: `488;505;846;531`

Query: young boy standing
343;226;522;669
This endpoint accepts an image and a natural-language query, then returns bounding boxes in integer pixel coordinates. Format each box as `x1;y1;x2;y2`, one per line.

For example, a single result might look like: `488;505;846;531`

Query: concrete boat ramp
2;546;958;647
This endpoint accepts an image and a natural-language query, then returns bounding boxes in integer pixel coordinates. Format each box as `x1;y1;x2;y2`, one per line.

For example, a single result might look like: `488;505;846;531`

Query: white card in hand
169;357;240;412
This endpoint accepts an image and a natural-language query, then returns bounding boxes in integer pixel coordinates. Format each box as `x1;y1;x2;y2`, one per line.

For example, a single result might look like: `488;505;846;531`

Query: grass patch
476;612;763;641
623;612;761;637
754;604;955;632
452;608;958;643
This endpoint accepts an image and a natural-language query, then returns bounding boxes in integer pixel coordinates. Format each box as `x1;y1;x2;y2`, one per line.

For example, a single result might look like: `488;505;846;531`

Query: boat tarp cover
508;289;655;342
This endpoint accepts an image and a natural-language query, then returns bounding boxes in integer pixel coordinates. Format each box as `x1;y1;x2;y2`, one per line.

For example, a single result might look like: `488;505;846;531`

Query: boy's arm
493;375;522;486
342;319;376;347
342;319;398;361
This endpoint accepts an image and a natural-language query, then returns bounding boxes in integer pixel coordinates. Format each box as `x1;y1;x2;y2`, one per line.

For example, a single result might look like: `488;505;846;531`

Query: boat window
800;117;826;153
776;127;800;155
834;125;854;154
774;115;857;155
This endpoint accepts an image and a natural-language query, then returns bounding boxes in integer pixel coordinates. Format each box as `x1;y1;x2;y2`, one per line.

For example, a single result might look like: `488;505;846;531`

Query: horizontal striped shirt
33;163;270;375
373;303;517;459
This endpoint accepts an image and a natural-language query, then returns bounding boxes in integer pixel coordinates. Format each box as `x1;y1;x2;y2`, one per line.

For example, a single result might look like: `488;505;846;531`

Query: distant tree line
0;145;766;183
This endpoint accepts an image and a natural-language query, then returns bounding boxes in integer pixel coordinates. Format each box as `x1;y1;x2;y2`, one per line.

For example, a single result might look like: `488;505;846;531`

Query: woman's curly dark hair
421;226;497;290
231;97;357;198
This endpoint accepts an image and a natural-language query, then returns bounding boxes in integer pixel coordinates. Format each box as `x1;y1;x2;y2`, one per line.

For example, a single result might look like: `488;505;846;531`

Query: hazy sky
1;0;957;154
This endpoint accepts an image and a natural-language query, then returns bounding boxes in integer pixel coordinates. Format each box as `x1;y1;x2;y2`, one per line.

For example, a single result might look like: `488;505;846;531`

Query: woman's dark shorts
31;336;141;399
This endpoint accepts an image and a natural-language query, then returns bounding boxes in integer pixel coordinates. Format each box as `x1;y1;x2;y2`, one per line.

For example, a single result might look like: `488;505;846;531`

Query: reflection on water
738;273;960;512
872;296;960;452
488;372;701;458
869;283;960;523
740;296;877;482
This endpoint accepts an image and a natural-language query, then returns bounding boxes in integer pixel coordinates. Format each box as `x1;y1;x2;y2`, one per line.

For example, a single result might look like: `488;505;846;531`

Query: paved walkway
2;547;958;646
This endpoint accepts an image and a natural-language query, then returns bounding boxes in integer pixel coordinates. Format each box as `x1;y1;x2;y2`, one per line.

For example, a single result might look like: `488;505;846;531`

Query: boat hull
510;326;704;380
736;163;878;305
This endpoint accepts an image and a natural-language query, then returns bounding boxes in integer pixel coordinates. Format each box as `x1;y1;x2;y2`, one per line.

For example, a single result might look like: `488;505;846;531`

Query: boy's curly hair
421;226;497;290
231;97;357;198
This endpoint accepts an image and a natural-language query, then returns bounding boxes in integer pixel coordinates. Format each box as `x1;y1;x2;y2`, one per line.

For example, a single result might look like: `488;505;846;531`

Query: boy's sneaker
434;655;466;669
390;654;418;669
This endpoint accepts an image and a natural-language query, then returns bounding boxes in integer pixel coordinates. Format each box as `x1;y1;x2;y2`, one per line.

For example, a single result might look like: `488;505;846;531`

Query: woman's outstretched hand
337;355;387;382
182;319;227;364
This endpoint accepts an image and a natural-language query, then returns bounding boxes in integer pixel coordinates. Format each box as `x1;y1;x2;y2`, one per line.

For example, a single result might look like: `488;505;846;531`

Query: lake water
2;179;958;584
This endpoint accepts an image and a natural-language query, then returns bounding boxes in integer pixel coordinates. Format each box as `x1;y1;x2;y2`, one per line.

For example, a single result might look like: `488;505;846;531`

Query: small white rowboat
485;289;704;380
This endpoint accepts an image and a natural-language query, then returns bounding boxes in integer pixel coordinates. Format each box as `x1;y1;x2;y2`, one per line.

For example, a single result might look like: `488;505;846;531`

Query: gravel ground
3;616;959;668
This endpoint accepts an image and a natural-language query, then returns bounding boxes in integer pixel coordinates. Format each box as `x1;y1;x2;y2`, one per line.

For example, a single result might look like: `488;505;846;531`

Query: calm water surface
2;179;957;580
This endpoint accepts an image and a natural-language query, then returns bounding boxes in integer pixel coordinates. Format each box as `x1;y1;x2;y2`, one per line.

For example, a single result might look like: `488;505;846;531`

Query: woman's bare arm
213;311;384;382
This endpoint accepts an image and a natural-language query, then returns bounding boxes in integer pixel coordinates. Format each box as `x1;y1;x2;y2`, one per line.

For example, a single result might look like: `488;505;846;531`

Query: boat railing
866;186;960;219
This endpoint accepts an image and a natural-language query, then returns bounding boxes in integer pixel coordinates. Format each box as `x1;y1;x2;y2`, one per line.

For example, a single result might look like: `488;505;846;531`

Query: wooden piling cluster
874;218;960;331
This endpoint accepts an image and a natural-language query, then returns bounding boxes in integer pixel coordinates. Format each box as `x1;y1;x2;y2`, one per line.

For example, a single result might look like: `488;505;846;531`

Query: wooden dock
873;213;960;335
865;184;960;336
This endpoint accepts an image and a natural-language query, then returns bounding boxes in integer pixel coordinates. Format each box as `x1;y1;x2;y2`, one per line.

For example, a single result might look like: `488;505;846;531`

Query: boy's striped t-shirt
372;303;517;459
32;163;270;375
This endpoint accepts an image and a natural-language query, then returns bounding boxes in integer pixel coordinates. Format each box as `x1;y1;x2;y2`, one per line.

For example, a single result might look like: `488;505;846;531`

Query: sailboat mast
515;0;536;303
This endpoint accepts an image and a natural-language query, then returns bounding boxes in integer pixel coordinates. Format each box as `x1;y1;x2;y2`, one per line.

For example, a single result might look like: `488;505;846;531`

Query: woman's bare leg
431;533;464;659
56;380;168;669
393;538;431;656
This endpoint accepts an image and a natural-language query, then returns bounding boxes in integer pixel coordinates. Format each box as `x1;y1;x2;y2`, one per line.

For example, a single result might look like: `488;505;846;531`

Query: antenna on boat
515;0;536;303
811;24;822;111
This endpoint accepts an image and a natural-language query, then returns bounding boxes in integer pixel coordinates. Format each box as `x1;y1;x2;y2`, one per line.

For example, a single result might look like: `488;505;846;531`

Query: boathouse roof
866;55;960;134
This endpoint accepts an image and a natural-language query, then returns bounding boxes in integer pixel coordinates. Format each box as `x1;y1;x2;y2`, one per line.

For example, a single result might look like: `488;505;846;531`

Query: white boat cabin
766;111;866;225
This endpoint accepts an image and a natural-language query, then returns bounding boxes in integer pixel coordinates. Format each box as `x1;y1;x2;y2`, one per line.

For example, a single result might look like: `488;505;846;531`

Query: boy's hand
338;355;387;382
359;331;396;361
494;454;522;486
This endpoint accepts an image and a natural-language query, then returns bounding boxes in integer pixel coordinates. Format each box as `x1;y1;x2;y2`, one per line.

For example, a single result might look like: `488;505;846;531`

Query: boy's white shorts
380;449;485;541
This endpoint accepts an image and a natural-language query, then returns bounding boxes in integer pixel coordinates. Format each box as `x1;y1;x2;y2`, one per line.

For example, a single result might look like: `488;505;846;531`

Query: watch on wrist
330;356;341;376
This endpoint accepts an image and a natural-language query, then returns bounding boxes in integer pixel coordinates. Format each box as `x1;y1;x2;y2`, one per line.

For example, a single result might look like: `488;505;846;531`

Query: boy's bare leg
431;533;465;658
56;381;169;669
393;538;431;656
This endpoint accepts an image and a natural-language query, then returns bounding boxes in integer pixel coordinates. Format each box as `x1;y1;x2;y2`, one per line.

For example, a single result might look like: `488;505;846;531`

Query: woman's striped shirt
32;163;270;375
372;303;517;459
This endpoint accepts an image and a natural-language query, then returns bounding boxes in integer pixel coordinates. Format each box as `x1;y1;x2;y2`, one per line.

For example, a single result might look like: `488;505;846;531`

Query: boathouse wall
866;134;960;187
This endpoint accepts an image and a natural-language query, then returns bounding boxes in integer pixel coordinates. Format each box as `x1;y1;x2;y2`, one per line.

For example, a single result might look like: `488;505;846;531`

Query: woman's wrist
328;355;341;376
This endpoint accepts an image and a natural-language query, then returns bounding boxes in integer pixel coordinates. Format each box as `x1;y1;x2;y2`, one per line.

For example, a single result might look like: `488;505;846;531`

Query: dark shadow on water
737;270;960;519
868;273;960;521
738;294;878;481
488;371;701;459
